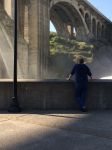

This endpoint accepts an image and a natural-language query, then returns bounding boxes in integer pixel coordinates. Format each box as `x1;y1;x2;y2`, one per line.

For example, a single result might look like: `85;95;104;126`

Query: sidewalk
0;110;112;150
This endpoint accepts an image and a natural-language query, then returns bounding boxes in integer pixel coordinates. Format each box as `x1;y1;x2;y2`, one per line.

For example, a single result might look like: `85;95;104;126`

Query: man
67;57;92;112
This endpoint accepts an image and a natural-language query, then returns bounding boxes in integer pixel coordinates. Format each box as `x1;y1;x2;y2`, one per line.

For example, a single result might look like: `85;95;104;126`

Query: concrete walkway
0;110;112;150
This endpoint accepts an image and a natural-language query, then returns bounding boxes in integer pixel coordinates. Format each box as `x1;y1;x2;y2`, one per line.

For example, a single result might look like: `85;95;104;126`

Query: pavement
0;110;112;150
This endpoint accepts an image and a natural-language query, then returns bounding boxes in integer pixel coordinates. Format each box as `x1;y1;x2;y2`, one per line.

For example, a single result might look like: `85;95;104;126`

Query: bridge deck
0;110;112;150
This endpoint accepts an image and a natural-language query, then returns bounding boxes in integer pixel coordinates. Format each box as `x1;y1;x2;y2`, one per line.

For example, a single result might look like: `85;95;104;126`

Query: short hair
79;58;84;64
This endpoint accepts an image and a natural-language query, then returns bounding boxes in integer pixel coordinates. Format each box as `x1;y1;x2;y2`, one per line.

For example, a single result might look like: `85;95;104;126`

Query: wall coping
0;79;112;83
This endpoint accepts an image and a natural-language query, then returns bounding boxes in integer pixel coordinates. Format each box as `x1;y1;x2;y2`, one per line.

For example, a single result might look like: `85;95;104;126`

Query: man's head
79;57;84;64
76;57;84;64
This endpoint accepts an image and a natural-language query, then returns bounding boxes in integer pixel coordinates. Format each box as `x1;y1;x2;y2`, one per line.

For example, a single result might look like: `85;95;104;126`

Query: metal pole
8;0;21;113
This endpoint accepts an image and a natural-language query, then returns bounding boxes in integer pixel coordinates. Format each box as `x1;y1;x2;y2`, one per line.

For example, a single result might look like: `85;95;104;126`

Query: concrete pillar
18;0;25;37
90;15;92;34
92;18;97;39
96;21;98;40
4;0;14;19
71;25;74;38
110;26;112;41
67;24;73;38
28;0;49;79
106;25;112;42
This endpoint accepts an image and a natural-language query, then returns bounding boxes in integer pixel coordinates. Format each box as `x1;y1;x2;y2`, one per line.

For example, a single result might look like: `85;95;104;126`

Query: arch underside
50;1;88;41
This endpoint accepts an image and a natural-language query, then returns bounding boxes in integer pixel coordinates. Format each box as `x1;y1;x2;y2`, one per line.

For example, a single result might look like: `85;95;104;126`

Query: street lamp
8;0;21;113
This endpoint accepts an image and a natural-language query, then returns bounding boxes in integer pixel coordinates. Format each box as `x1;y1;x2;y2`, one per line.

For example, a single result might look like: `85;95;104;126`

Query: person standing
67;57;92;112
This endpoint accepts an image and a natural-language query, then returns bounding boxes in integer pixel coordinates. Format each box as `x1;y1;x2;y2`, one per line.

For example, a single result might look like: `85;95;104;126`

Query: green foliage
50;32;94;63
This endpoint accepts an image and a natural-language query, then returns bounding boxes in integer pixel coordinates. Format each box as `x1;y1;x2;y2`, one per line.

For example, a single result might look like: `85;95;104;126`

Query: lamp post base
8;97;21;113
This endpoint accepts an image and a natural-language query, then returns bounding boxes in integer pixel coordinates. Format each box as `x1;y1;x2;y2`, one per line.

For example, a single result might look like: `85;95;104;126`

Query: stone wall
0;80;112;111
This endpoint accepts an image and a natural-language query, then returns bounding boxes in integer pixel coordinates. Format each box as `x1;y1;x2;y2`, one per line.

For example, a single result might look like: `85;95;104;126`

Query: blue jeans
75;83;87;109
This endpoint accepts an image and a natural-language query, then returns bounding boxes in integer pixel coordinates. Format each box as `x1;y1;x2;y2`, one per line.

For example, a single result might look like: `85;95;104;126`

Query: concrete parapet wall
0;80;112;110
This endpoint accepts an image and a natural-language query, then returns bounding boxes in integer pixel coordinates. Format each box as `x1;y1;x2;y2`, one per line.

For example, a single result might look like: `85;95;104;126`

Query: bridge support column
18;0;25;37
28;0;49;79
4;0;14;19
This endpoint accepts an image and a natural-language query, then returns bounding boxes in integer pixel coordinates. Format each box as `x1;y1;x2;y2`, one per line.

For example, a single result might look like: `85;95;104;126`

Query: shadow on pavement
0;110;112;150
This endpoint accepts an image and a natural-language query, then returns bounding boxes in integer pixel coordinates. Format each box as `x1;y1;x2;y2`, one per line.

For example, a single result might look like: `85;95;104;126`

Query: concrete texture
0;2;28;79
0;111;112;150
0;80;112;110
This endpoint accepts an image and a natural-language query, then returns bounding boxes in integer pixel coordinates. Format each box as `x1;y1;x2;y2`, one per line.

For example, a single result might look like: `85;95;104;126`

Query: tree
50;32;94;63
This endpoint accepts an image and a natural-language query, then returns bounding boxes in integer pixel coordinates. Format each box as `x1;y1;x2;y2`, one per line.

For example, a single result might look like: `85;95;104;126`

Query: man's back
67;57;92;112
71;64;92;83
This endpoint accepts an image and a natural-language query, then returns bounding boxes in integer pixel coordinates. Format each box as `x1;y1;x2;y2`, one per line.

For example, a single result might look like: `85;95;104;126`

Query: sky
89;0;112;21
50;0;112;32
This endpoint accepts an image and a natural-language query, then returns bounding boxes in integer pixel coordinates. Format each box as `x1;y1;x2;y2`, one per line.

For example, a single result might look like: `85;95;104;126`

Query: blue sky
89;0;112;21
50;0;112;32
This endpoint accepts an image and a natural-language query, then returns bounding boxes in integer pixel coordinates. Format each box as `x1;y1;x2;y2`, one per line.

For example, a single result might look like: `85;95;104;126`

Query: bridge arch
50;0;89;40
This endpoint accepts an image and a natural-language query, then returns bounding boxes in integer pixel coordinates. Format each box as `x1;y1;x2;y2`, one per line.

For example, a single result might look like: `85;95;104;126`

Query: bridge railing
0;79;112;110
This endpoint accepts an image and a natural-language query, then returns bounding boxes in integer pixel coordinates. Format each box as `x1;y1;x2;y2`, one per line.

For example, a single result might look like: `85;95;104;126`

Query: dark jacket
71;64;92;84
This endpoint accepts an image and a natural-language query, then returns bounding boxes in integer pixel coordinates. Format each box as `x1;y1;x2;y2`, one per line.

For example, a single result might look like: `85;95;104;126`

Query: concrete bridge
50;0;112;41
0;0;112;79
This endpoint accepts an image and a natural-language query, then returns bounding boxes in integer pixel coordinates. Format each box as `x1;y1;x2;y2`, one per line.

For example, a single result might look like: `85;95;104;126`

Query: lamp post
8;0;21;113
